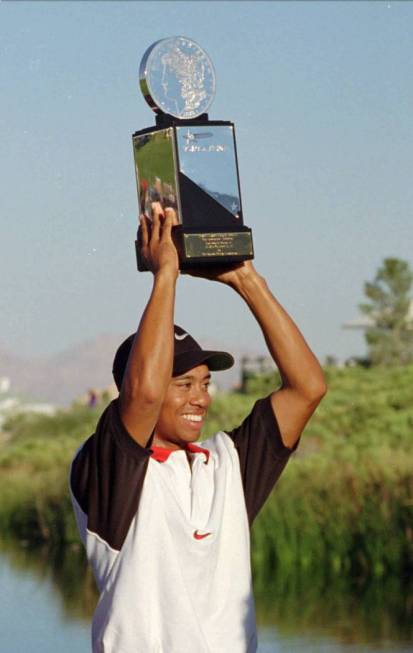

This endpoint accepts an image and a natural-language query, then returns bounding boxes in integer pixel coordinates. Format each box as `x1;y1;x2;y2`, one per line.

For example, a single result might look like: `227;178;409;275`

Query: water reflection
2;541;413;650
0;541;97;621
255;572;413;647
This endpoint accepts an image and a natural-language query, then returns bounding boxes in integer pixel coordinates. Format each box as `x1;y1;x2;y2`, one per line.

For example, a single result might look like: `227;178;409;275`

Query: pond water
1;545;412;653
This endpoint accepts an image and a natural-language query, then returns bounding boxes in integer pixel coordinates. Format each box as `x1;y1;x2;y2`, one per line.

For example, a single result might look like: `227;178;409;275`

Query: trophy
132;36;254;271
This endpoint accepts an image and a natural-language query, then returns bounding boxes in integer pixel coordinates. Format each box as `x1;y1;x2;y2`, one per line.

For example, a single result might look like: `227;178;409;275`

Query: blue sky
1;1;412;363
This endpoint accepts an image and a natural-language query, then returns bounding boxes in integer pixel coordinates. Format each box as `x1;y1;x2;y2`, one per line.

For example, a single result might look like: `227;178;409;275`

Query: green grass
1;364;413;579
134;130;176;188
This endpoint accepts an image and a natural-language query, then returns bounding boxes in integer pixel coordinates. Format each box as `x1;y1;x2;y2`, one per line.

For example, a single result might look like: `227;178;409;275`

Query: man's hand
140;202;179;278
186;260;258;290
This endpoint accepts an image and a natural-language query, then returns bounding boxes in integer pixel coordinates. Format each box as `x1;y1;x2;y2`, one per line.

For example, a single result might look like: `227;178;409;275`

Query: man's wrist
154;267;179;285
230;265;265;295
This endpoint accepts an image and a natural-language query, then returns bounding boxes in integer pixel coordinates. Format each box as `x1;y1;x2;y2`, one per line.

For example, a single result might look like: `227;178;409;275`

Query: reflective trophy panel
133;127;180;220
175;125;242;220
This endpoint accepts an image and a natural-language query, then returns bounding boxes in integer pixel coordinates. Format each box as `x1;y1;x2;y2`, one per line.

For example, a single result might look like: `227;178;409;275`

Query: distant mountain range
0;334;122;406
0;335;259;406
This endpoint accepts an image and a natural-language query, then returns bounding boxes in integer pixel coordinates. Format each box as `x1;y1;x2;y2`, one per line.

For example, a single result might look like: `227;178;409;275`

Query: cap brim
173;350;234;377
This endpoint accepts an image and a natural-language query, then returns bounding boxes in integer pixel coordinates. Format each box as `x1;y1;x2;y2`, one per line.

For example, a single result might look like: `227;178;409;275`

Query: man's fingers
151;201;164;220
140;215;149;247
164;207;179;226
151;202;163;241
161;208;177;240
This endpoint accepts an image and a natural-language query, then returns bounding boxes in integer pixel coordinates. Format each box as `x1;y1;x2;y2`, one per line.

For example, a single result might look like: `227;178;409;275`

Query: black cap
112;325;234;391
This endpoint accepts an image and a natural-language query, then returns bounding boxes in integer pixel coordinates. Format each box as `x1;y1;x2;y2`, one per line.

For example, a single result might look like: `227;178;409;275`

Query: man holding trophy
70;38;326;653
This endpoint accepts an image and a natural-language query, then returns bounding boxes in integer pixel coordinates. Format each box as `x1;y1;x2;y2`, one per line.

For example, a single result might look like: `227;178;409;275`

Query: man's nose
189;387;209;406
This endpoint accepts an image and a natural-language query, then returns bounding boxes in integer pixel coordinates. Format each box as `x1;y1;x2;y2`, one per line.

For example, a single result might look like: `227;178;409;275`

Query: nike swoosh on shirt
193;530;212;540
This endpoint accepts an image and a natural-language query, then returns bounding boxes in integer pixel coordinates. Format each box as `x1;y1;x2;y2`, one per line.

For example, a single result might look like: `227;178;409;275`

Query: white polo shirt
70;396;297;653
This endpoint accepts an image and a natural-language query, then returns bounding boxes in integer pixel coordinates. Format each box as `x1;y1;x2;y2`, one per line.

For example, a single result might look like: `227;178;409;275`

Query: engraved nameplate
183;232;253;258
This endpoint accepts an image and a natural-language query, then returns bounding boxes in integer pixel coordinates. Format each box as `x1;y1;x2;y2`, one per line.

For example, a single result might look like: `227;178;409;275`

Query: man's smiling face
153;364;211;450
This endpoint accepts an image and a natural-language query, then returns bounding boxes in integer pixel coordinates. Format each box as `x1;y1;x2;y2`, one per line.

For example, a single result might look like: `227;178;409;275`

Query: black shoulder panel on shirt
226;395;298;526
70;400;151;551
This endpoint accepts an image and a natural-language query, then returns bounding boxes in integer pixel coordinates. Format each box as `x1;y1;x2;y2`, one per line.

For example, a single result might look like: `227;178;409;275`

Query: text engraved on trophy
183;129;226;153
184;232;253;258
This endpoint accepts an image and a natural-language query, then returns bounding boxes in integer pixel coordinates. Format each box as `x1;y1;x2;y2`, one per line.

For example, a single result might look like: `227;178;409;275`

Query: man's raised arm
118;203;179;447
194;261;327;450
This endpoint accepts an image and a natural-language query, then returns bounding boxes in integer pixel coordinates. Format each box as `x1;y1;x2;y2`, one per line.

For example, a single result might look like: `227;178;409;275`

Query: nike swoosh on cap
175;332;189;340
193;530;212;540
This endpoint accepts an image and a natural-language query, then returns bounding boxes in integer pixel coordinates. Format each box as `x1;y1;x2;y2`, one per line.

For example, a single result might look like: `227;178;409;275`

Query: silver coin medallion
139;36;216;119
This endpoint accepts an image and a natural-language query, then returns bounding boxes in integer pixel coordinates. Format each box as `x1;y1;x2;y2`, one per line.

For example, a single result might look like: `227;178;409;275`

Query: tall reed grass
0;364;412;579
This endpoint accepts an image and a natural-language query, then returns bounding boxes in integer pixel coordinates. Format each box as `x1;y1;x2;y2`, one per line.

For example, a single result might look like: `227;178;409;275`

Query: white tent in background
343;300;413;330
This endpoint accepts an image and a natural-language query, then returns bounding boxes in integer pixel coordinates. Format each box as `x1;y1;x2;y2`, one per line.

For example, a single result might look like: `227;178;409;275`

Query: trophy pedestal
136;225;253;271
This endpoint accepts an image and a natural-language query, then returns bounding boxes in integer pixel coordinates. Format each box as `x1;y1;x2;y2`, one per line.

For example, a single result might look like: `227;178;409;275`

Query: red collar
150;442;210;464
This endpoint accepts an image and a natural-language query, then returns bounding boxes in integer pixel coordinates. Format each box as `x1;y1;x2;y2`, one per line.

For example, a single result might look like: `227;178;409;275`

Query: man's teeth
182;414;202;422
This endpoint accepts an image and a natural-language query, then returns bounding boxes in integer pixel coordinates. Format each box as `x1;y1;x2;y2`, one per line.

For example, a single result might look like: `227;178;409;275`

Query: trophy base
136;226;254;271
